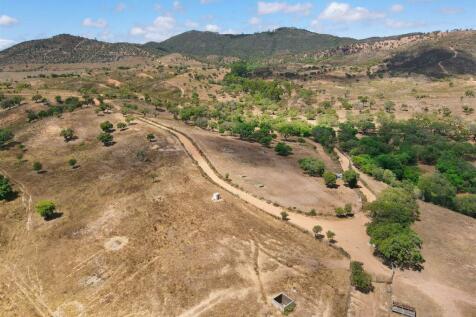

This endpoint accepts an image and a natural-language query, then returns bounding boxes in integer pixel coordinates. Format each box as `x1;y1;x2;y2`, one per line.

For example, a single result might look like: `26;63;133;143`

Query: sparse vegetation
35;200;56;220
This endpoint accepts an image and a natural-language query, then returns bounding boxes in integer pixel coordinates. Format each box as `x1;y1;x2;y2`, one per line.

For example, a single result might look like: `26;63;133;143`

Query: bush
455;194;476;218
60;128;75;142
68;158;77;168
418;173;456;208
298;157;325;176
280;211;289;221
312;225;322;238
323;171;337;188
350;261;374;293
311;126;336;149
0;128;14;147
97;132;114;146
117;122;127;130
33;161;42;173
335;203;353;217
0;175;13;200
100;121;114;132
343;169;359;188
275;142;292;156
35;200;56;219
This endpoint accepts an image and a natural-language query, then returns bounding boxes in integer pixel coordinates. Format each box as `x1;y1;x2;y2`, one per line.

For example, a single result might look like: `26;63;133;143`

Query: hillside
145;27;357;58
0;34;162;65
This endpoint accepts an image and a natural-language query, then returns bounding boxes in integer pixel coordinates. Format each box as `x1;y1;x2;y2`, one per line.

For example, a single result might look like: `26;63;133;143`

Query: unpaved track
138;117;392;278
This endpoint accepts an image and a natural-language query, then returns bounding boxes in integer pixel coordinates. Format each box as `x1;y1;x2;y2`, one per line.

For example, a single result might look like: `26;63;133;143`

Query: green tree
326;230;336;242
117;122;127;130
0;175;13;200
275;142;292;156
100;121;114;132
311;126;336;149
147;133;155;142
343;169;359;188
97;132;113;146
298;157;326;176
33;161;42;173
0;128;14;148
350;261;374;293
454;194;476;218
367;188;419;225
35;200;56;220
323;171;337;188
418;173;456;208
280;211;289;221
68;158;77;169
312;225;323;239
60;128;75;142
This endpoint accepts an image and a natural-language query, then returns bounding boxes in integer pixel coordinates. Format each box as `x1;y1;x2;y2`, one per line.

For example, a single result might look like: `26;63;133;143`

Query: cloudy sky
0;0;474;50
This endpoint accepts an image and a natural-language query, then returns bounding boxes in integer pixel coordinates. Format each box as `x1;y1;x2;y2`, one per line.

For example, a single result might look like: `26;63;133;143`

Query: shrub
60;128;75;142
97;132;113;146
350;261;374;293
312;225;322;238
147;133;155;142
117;122;127;130
326;230;336;242
343;169;359;188
455;194;476;218
0;175;13;200
280;211;289;221
418;173;456;208
298;157;325;176
323;171;337;188
311;126;336;149
100;121;114;132
68;158;77;168
275;142;292;156
335;203;353;217
0;128;14;148
33;161;42;173
35;200;56;219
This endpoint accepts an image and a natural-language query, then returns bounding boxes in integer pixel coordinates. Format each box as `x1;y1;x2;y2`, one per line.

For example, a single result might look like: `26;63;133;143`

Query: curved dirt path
138;117;391;278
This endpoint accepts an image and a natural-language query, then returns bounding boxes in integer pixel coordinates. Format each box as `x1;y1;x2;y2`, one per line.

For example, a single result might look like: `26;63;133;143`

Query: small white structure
272;293;295;312
212;192;222;202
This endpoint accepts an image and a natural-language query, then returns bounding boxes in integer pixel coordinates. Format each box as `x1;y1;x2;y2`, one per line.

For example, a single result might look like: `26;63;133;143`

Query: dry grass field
163;117;361;216
0;106;350;316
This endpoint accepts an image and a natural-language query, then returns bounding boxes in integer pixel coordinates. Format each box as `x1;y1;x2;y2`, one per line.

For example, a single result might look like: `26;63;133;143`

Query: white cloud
318;2;385;22
385;19;424;28
0;15;18;26
257;2;313;15
205;24;220;32
390;4;404;13
173;1;183;11
439;7;463;15
129;16;178;41
185;20;199;28
115;3;126;12
0;38;16;50
200;0;215;4
82;18;108;28
249;17;261;25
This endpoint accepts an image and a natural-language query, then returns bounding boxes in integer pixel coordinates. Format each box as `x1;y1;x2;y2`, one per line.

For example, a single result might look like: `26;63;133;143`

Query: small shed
272;293;294;312
211;192;221;202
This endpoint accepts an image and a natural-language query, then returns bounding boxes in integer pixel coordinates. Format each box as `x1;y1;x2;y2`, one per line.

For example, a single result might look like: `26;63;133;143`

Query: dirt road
138;117;392;279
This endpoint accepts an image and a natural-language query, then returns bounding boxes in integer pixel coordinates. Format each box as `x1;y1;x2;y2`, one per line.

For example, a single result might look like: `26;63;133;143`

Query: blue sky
0;0;475;49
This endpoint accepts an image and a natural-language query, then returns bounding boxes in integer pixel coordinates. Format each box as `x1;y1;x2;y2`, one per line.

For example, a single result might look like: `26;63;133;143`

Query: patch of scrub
52;301;84;317
104;236;129;251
